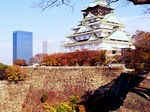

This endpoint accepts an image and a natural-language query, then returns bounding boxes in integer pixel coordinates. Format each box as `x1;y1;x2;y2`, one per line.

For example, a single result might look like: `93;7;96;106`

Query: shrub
41;93;49;103
43;103;56;112
13;59;28;66
70;95;78;104
43;95;82;112
0;71;5;80
0;63;8;72
57;102;70;112
0;63;8;80
5;65;26;83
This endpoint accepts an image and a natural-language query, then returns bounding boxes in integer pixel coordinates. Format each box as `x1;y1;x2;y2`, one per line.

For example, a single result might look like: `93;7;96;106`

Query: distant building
43;40;53;54
64;0;133;55
13;30;33;64
60;40;68;53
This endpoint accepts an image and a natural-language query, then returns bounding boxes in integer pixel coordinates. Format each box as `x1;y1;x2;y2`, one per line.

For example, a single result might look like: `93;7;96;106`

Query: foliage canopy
30;53;47;65
13;59;28;66
5;65;26;82
42;49;106;66
124;31;150;74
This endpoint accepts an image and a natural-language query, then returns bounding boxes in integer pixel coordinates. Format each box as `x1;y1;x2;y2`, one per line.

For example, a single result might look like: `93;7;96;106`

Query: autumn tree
0;63;8;80
43;53;63;66
74;49;106;66
42;49;106;66
59;50;93;66
30;53;47;66
124;31;150;74
5;65;26;83
0;63;8;72
91;50;106;66
59;52;78;66
13;59;28;66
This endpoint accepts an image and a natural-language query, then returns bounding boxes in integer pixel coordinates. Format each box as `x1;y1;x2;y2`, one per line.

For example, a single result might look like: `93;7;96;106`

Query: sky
0;0;150;65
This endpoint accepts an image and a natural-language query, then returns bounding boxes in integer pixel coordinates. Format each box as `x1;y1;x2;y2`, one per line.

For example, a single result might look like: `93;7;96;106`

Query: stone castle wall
0;66;122;112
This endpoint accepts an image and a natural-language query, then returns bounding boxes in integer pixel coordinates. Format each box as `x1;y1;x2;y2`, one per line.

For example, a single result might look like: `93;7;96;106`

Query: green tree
0;63;8;80
0;63;8;72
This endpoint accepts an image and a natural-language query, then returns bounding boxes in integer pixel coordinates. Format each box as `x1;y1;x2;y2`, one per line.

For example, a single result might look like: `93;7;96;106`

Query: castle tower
64;0;133;55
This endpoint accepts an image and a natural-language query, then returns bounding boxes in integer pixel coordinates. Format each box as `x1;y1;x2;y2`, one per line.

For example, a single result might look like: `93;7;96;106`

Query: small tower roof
81;0;112;12
88;0;108;7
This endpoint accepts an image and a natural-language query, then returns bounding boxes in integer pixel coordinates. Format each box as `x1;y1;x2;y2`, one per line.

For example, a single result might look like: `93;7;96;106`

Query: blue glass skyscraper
13;30;33;64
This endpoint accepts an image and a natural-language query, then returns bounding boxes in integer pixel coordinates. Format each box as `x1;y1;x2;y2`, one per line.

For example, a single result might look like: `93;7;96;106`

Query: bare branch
107;0;119;5
33;0;150;14
34;0;74;12
143;5;150;14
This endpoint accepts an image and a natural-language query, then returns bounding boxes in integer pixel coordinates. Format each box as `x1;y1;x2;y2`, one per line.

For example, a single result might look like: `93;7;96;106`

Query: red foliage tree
43;53;63;66
42;49;106;66
60;50;93;66
13;59;28;66
59;52;78;66
91;50;106;66
111;55;122;63
124;31;150;74
76;49;91;66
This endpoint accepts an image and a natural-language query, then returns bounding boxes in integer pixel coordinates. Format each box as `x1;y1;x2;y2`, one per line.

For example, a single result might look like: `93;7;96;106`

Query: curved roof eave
81;1;113;12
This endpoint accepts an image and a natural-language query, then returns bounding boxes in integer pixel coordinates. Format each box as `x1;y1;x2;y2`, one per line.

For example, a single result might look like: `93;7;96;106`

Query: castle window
95;25;100;29
83;36;86;39
78;37;81;40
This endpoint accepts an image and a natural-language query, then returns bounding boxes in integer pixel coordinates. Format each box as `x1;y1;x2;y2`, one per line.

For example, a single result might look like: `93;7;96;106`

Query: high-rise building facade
43;40;53;54
13;30;33;64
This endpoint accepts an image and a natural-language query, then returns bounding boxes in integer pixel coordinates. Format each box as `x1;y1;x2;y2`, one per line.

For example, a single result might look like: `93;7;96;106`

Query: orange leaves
78;105;86;112
42;49;106;66
5;65;26;82
43;53;63;66
30;50;106;66
13;59;28;66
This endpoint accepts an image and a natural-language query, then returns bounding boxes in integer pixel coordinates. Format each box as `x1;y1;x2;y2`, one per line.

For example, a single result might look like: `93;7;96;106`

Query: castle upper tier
64;0;133;52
